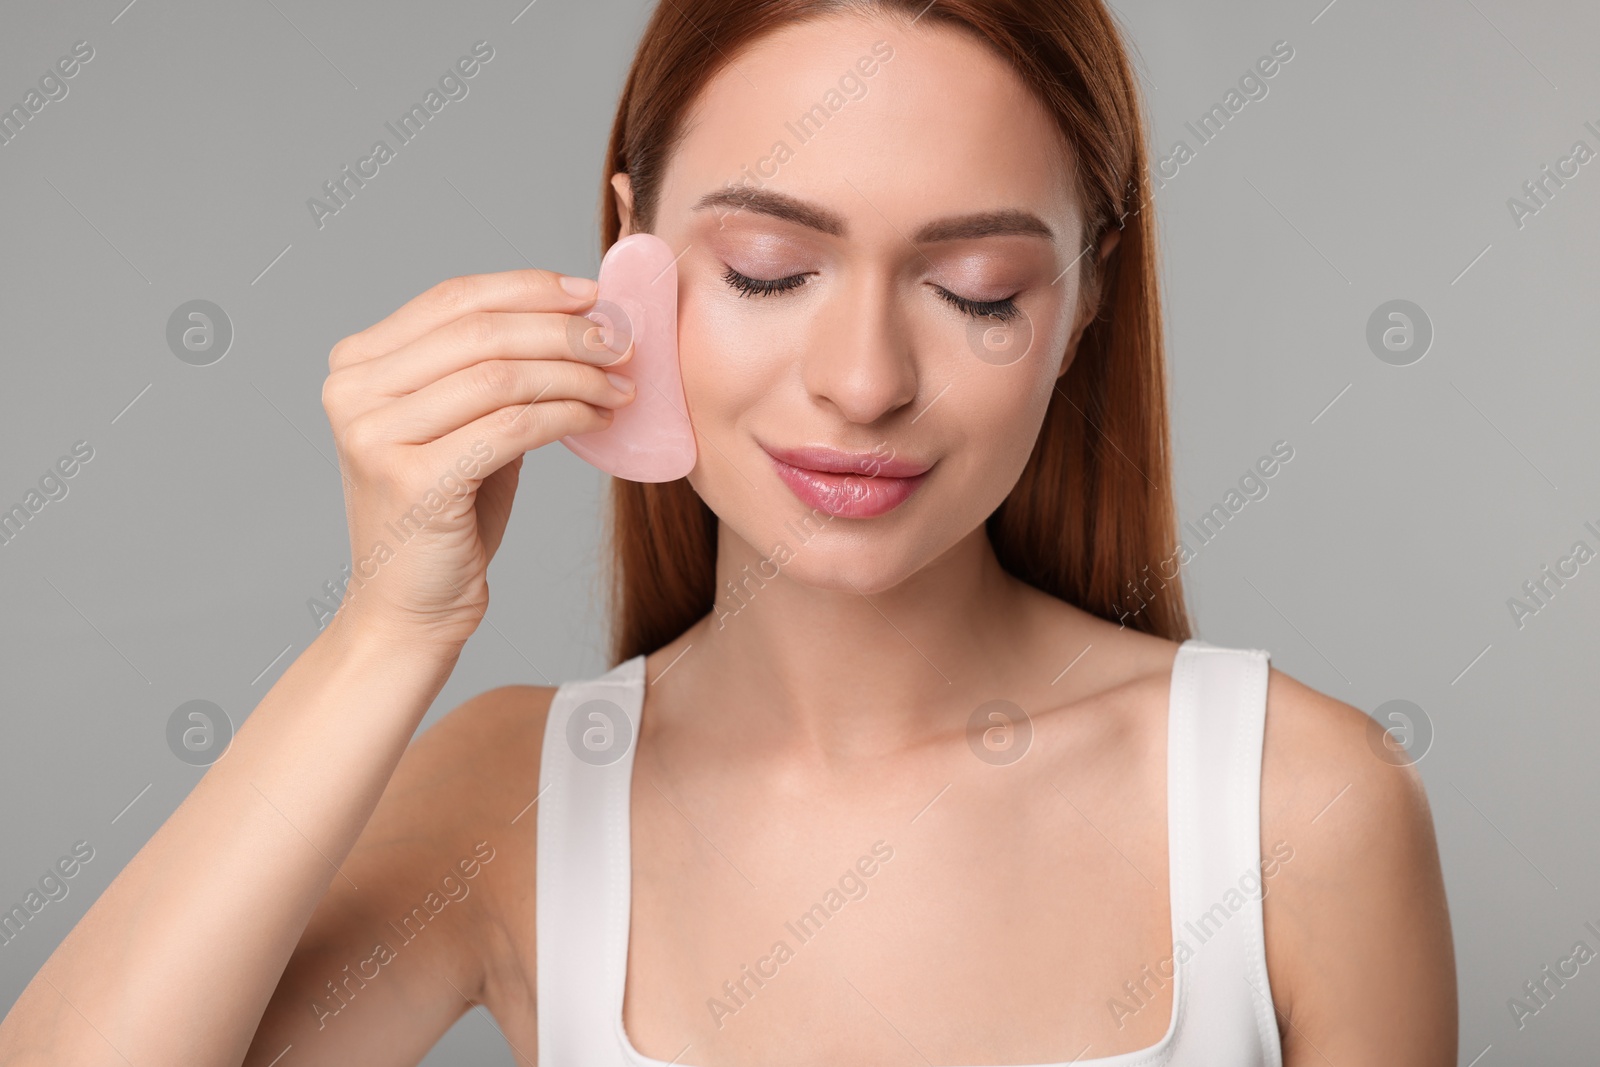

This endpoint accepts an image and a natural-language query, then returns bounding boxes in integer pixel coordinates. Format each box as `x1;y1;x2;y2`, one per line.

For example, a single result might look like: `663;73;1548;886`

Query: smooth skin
0;10;1455;1067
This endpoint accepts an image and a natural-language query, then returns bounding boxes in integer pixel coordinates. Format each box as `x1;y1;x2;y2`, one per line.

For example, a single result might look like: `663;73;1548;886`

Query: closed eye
722;265;809;297
720;266;1022;323
932;286;1022;323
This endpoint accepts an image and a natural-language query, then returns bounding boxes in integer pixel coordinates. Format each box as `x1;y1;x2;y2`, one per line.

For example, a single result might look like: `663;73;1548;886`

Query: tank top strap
1165;640;1284;1065
536;652;647;1066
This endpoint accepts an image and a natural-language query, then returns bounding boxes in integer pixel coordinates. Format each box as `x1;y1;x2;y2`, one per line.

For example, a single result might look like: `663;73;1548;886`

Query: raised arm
241;681;556;1067
0;267;635;1066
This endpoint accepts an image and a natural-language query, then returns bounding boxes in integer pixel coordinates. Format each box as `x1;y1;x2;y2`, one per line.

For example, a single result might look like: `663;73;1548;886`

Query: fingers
328;269;600;370
321;267;638;490
322;308;635;427
419;396;617;479
350;357;636;447
366;308;632;399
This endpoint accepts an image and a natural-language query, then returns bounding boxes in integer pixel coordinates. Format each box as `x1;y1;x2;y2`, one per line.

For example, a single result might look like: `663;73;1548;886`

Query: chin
780;534;928;595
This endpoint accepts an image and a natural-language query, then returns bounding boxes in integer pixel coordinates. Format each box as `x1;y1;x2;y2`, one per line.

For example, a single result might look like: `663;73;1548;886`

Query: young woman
0;1;1457;1064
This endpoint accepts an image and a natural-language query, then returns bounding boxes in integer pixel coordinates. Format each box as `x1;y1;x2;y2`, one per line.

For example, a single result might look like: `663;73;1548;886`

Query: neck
675;519;1077;759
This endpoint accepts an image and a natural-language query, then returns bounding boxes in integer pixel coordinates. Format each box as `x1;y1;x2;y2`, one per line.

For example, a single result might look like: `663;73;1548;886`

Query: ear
1056;226;1124;379
1098;226;1121;262
611;172;636;239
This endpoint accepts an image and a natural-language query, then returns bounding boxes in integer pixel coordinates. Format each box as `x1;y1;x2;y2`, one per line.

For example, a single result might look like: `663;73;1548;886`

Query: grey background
1;0;1595;1062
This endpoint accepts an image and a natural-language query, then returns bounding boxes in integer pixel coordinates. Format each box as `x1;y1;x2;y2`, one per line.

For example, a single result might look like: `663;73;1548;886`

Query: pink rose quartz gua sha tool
558;233;697;482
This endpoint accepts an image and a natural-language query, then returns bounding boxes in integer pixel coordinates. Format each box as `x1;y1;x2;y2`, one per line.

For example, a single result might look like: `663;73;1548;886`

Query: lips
761;443;932;518
763;444;931;479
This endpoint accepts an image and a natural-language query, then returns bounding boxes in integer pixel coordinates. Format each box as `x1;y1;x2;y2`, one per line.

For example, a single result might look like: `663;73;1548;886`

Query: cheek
677;307;748;423
947;327;1063;433
676;299;786;505
960;377;1054;468
677;291;802;421
924;350;1063;519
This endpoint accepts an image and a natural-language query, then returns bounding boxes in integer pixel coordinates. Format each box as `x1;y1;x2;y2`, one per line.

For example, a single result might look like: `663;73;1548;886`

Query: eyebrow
694;186;1056;243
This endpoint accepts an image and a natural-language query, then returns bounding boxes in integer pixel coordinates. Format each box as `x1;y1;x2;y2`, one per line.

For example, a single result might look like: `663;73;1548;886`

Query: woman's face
617;13;1109;595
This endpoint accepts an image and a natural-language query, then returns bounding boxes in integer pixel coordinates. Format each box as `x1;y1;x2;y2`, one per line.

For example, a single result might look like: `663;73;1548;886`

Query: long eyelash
935;286;1022;323
722;266;808;297
722;266;1022;324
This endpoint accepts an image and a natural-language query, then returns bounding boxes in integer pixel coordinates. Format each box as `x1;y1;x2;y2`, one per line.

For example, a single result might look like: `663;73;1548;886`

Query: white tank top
535;637;1284;1066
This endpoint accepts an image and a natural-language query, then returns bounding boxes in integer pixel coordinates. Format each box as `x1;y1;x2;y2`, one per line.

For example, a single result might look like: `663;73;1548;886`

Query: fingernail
605;371;635;393
560;275;598;300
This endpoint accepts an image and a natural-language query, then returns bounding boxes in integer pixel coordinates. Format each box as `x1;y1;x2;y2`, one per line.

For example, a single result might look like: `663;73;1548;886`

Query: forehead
661;13;1082;236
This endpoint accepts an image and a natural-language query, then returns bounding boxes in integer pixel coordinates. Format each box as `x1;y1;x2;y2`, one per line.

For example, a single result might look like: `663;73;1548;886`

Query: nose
799;274;920;425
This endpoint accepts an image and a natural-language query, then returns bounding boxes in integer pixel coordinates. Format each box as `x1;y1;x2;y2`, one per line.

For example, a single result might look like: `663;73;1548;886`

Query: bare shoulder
1257;663;1458;1064
1257;666;1440;872
401;682;557;832
389;682;558;1025
396;682;557;953
359;682;556;886
372;682;560;974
